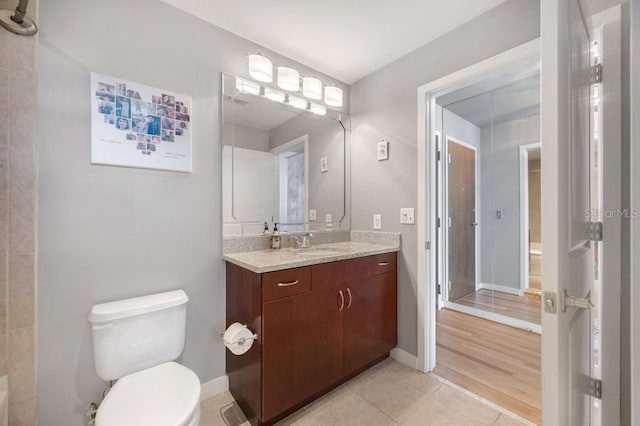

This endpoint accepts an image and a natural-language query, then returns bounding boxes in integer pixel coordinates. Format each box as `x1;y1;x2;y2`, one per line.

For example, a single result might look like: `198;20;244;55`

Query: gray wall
36;1;347;424
349;0;540;355
480;114;540;289
223;122;269;152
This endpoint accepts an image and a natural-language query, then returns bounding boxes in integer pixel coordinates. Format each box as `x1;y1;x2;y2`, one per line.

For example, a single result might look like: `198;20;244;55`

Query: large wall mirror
222;73;349;237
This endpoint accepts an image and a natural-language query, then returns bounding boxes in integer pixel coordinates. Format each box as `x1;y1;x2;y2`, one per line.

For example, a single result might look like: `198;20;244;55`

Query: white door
541;1;621;425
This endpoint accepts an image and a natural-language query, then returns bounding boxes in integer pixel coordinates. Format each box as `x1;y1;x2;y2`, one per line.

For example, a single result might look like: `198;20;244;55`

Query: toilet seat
96;362;201;426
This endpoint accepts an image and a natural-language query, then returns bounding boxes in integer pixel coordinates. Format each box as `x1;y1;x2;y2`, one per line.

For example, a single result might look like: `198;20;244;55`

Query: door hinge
591;63;603;84
437;284;442;295
587;222;603;241
448;153;452;164
436;217;441;228
425;241;431;250
437;151;441;161
591;378;603;399
448;217;452;228
447;281;452;292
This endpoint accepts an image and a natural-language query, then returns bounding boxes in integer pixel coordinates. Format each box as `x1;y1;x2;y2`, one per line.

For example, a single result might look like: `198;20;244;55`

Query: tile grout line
428;373;537;426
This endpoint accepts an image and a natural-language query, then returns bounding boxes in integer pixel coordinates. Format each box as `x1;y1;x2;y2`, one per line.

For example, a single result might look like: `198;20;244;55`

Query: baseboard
390;348;418;369
478;282;523;296
200;375;229;401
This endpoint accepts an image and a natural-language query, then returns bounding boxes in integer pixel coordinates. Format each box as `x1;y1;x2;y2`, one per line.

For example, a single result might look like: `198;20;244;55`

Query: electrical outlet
400;208;415;224
308;209;317;221
373;214;382;230
325;213;332;223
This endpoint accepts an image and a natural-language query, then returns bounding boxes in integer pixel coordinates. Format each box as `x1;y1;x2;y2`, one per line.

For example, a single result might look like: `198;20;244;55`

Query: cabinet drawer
370;252;397;275
311;257;370;290
262;267;311;301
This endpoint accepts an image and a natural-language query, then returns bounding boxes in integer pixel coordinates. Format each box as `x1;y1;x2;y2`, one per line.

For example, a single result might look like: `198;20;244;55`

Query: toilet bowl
96;362;200;426
89;290;201;426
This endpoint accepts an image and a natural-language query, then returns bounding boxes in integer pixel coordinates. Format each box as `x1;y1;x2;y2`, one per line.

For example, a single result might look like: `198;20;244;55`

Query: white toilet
88;290;201;426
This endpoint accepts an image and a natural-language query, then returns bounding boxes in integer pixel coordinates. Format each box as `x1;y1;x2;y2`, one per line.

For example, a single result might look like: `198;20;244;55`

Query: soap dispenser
263;222;271;235
270;223;281;249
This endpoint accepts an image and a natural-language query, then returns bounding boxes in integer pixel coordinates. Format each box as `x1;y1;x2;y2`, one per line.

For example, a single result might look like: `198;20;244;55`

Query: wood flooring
456;288;541;325
435;308;542;424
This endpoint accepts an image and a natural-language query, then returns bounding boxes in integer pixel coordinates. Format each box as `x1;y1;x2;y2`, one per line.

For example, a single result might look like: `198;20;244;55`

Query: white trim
416;39;540;373
429;374;538;426
200;375;229;401
390;348;418;370
519;143;541;293
442;301;542;334
477;282;523;297
444;135;479;298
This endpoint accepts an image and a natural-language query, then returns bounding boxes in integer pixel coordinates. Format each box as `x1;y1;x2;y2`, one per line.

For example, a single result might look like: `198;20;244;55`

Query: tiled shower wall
0;0;38;424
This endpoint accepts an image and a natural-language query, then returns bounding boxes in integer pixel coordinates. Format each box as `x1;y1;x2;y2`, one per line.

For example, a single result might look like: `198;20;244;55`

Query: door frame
519;142;542;293
270;134;309;226
416;38;540;373
442;135;479;302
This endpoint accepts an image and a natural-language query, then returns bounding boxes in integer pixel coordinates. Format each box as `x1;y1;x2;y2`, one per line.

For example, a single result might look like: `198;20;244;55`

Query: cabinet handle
378;261;390;266
277;280;299;287
338;290;345;312
346;288;352;309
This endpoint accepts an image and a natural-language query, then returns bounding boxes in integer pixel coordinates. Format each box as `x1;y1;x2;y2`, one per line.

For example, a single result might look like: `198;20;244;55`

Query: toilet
88;290;201;426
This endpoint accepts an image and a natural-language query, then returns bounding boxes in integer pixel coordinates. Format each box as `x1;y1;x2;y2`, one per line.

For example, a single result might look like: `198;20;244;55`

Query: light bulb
235;78;261;95
264;87;285;103
248;54;273;83
324;85;343;107
287;95;308;110
277;66;300;91
302;77;323;100
309;103;326;116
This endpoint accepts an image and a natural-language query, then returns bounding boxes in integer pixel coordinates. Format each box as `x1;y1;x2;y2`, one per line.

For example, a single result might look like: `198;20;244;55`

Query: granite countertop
223;241;400;274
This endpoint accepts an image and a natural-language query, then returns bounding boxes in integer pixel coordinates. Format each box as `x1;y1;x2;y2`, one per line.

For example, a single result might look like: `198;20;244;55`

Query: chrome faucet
294;233;313;249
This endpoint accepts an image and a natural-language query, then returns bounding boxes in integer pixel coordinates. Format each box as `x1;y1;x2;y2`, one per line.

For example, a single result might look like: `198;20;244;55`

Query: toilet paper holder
220;324;259;346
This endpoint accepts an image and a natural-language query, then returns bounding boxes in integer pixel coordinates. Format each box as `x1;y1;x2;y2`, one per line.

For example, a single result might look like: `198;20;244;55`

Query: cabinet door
344;271;397;376
262;286;344;420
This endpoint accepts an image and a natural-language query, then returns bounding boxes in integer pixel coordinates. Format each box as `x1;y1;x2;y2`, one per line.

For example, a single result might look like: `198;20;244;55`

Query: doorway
520;144;542;299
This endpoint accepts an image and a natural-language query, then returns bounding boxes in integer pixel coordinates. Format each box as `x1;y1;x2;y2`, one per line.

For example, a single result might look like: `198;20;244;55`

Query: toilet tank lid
89;290;189;323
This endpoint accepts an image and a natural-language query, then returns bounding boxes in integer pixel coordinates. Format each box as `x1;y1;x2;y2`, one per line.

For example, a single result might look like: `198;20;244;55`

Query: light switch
320;157;328;172
373;214;382;230
309;209;317;221
325;213;332;223
400;208;415;224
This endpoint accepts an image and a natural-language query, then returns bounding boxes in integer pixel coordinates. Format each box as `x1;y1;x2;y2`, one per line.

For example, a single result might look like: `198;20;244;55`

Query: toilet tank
89;290;189;381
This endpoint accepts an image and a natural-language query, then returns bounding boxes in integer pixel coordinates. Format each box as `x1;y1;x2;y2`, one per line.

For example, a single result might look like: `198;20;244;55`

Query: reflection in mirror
435;59;542;328
222;73;348;237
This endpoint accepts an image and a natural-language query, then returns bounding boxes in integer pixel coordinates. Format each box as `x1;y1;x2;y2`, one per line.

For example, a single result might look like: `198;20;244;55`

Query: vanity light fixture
302;77;323;100
309;103;326;116
248;53;273;83
324;85;343;108
287;95;308;110
235;78;261;95
264;87;285;103
277;66;300;91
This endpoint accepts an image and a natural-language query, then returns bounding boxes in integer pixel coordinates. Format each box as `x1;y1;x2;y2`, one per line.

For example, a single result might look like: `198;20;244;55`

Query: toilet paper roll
223;322;256;355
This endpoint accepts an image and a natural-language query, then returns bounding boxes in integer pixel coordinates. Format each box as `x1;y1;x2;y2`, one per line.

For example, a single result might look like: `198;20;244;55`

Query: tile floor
200;359;530;425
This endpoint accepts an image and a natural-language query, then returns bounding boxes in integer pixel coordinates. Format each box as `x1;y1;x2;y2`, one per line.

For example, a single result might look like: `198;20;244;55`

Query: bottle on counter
270;223;281;249
263;222;271;235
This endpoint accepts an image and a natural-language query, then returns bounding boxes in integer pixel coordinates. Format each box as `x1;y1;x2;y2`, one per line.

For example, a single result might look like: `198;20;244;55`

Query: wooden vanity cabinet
226;252;397;425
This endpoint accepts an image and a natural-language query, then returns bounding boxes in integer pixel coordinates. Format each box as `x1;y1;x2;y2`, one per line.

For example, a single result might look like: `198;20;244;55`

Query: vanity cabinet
225;252;397;425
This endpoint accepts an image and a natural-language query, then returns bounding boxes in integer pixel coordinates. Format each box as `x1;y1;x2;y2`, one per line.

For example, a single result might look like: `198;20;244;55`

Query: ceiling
437;65;540;128
161;0;509;84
